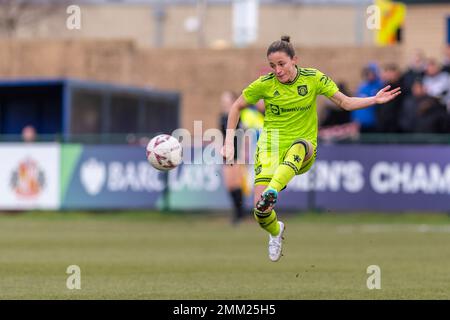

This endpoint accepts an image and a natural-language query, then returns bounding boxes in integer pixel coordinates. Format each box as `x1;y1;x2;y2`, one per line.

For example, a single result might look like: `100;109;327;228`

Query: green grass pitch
0;211;449;299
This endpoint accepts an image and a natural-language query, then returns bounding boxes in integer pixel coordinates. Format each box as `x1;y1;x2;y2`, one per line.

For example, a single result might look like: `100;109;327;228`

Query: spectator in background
377;63;404;133
240;100;265;134
239;99;265;165
399;79;421;132
402;49;426;97
219;90;246;226
21;125;37;142
441;45;450;74
423;59;450;112
400;80;449;133
319;82;359;142
321;81;352;127
351;63;383;132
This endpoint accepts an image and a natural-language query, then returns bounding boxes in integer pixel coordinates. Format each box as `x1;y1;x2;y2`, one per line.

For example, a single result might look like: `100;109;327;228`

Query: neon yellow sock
269;143;306;192
253;209;280;236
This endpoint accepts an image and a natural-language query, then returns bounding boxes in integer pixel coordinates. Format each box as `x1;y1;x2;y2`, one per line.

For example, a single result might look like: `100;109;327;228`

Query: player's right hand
220;143;234;163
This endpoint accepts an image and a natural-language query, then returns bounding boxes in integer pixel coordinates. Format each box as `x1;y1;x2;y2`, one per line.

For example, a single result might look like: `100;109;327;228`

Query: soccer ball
146;134;183;171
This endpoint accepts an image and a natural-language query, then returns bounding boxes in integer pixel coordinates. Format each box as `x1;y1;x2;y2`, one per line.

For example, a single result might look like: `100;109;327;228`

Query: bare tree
0;0;72;37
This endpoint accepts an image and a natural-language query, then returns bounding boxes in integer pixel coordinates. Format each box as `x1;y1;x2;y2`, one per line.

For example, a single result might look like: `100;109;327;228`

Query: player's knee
291;139;314;162
284;146;304;164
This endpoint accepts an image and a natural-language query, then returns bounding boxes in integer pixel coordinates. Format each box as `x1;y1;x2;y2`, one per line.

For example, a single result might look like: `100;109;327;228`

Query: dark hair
382;63;400;72
362;67;376;78
267;35;295;58
336;81;351;96
412;77;424;86
427;58;439;67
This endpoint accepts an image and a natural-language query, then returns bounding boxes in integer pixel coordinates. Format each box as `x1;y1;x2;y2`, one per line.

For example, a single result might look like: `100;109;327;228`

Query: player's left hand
375;85;401;104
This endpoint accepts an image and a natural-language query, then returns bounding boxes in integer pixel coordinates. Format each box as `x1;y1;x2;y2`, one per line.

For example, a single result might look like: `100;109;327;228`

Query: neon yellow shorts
254;139;316;186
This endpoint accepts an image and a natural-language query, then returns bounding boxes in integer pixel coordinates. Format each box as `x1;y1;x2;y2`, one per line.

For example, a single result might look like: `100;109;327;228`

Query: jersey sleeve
242;77;266;105
316;70;339;98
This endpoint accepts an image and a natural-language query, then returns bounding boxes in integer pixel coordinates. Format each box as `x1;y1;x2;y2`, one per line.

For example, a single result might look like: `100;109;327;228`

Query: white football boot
268;221;285;262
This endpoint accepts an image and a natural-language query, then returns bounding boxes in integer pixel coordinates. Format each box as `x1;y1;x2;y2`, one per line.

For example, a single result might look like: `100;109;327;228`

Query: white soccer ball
146;134;183;171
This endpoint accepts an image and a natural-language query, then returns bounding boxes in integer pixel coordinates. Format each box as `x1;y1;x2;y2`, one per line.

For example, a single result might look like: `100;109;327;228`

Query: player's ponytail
267;35;295;58
280;35;290;43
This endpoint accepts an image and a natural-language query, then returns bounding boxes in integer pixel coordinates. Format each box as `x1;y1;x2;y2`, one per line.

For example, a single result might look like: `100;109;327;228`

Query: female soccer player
221;35;401;262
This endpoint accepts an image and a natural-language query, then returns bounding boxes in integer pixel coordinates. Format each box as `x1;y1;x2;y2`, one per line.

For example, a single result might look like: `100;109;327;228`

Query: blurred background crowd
320;49;450;135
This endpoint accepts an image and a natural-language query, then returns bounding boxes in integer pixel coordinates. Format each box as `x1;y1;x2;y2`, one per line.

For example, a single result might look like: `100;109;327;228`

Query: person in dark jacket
402;49;426;97
377;63;404;133
399;79;449;133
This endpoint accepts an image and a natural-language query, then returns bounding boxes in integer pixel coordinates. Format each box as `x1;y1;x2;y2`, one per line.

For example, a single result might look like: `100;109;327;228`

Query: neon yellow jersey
242;66;339;151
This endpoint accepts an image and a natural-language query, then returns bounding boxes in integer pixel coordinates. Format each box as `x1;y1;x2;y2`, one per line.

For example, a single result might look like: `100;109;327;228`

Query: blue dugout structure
0;78;180;142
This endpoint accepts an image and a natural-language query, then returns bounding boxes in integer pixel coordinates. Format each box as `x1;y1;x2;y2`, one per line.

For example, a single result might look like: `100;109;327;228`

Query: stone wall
6;4;374;48
403;4;450;61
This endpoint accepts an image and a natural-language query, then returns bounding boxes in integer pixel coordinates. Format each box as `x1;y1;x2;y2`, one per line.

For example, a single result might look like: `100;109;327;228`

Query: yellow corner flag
375;0;406;46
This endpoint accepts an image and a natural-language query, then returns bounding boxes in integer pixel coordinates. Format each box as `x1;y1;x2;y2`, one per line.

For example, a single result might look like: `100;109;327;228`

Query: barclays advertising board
60;144;450;212
60;145;238;210
61;145;166;209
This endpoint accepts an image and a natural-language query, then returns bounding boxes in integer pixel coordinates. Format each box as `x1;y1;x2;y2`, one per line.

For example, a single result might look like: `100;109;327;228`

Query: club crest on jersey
297;85;308;96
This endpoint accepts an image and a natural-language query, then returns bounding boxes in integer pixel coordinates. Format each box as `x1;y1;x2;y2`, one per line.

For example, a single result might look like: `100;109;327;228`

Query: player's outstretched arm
221;95;249;161
329;85;401;111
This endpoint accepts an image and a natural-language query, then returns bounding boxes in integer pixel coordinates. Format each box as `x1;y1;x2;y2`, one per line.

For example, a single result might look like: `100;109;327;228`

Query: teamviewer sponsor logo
80;158;106;195
281;105;311;113
270;104;311;115
270;104;280;115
